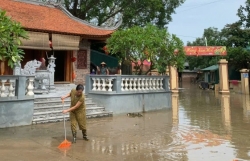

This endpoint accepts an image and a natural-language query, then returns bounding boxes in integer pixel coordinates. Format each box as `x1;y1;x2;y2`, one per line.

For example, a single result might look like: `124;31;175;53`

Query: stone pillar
221;94;231;132
47;55;56;92
169;66;178;93
171;93;179;125
242;95;250;118
218;59;229;94
240;69;249;95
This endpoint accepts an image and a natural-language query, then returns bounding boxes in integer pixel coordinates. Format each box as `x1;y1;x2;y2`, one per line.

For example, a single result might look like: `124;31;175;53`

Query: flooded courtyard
0;83;250;161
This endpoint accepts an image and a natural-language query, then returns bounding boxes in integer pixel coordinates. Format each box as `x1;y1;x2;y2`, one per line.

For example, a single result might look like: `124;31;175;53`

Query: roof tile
0;0;115;37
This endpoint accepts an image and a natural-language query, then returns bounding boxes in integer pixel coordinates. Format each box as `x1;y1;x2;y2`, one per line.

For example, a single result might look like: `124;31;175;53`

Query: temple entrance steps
32;96;112;124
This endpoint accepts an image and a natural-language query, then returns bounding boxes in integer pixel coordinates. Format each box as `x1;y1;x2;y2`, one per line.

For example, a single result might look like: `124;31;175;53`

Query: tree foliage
63;0;185;28
106;24;185;75
186;2;250;71
237;0;250;28
0;10;28;68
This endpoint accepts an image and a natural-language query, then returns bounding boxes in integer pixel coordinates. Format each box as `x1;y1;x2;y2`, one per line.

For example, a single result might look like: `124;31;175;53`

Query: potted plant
0;9;28;75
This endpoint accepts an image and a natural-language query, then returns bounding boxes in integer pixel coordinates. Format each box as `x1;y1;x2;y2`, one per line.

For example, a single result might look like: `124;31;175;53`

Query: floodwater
0;83;250;161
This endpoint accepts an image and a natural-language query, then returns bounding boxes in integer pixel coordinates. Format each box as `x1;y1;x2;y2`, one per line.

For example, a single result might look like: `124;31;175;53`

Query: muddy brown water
0;83;250;161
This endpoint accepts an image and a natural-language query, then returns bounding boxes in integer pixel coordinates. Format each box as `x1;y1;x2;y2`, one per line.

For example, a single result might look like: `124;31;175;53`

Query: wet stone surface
1;83;250;161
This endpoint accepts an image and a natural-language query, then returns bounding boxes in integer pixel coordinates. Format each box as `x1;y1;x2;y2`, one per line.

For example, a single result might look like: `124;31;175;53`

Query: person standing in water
61;84;89;143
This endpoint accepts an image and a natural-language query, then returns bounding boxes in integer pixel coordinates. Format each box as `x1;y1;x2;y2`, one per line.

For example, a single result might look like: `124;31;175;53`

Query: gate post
169;66;178;93
218;59;229;94
240;69;249;95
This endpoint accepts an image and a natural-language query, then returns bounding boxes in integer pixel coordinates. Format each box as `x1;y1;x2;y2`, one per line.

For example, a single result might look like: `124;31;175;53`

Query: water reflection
171;93;179;125
242;95;250;122
2;83;250;161
220;94;231;133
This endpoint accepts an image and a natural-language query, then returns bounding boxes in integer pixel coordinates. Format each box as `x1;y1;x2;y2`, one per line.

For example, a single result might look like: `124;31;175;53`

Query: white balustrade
0;79;7;97
8;79;15;97
156;78;160;90
137;78;141;90
128;78;133;91
121;78;125;91
92;78;97;91
107;78;113;91
124;78;129;91
88;75;169;93
101;79;106;91
152;78;156;90
26;77;34;96
133;78;137;91
96;78;101;91
0;76;35;99
141;78;145;90
160;78;164;89
145;78;149;90
148;78;152;90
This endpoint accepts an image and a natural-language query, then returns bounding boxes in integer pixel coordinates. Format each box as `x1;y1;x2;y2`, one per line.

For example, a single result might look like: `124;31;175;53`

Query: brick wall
73;39;90;85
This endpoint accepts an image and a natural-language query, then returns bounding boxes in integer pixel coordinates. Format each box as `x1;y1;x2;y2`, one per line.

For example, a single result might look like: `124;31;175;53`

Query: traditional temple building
0;0;121;84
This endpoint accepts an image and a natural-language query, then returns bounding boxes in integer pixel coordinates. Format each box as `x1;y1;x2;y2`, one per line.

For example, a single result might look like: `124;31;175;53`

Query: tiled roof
0;0;117;37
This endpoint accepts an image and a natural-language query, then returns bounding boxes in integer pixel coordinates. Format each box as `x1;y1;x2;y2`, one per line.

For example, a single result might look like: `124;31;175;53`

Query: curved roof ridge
16;0;122;31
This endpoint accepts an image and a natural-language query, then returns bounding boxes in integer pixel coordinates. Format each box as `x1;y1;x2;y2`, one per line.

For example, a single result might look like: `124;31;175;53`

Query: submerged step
33;107;105;115
32;111;113;124
34;103;97;109
34;98;92;104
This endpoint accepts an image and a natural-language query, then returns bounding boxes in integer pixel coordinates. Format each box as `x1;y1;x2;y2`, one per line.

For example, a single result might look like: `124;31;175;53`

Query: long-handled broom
58;100;71;148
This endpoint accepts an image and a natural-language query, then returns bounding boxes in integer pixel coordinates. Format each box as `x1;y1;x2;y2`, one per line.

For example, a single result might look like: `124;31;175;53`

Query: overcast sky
167;0;246;45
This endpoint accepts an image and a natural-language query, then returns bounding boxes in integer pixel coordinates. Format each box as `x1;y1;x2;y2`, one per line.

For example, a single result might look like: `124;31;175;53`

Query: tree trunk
121;62;132;75
0;59;6;75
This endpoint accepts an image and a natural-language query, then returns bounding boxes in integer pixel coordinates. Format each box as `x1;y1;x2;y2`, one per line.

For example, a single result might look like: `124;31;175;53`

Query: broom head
58;139;71;148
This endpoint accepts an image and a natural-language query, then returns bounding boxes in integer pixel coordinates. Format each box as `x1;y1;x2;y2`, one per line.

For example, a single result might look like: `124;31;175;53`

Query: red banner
184;46;227;56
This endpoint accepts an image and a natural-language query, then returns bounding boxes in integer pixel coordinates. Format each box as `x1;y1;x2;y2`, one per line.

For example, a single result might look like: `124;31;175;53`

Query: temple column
240;69;249;95
218;59;229;94
169;66;178;93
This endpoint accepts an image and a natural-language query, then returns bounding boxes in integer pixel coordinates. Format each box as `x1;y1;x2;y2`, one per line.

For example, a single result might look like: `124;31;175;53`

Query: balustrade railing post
15;76;27;99
162;76;170;91
114;75;121;93
85;74;90;94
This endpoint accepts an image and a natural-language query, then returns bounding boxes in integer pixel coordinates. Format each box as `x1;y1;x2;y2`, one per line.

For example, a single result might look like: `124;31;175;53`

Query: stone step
32;111;113;124
34;99;93;107
34;97;90;102
34;102;97;109
33;107;105;115
33;94;112;124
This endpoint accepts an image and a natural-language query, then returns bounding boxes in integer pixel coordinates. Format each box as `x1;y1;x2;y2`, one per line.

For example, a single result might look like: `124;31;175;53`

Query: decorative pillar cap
239;69;249;73
48;55;56;60
218;59;228;64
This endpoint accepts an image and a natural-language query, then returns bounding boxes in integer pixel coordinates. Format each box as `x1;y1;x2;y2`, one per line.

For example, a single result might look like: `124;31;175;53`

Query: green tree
226;47;250;70
63;0;185;28
0;10;28;68
221;22;250;48
237;0;250;28
106;24;185;75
